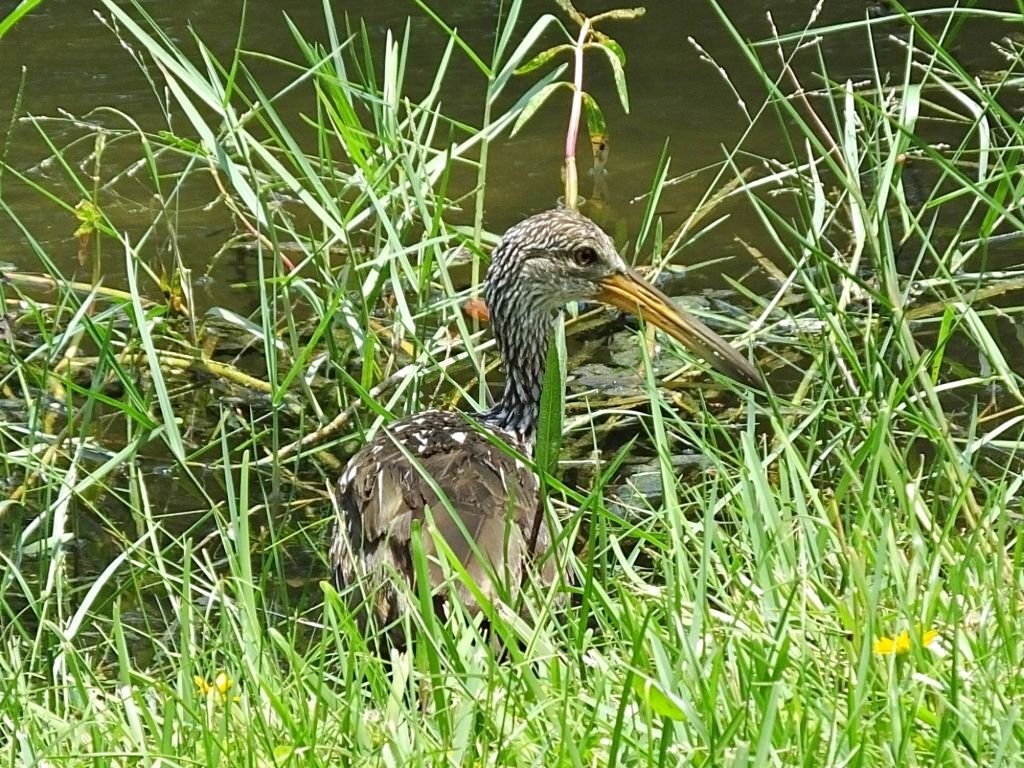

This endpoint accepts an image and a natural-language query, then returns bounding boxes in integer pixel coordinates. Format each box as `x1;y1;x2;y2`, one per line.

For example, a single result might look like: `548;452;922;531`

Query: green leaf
535;321;566;478
410;521;445;692
602;36;626;66
493;13;561;96
272;746;296;761
510;81;566;136
582;92;607;139
73;200;102;239
632;675;687;721
123;238;187;464
0;0;44;40
514;43;572;75
593;38;630;113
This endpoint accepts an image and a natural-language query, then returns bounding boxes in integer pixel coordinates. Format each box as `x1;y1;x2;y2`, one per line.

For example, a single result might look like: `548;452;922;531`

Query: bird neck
482;305;557;451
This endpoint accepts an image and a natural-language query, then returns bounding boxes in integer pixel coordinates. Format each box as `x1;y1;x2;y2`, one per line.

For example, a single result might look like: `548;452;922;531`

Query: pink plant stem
564;19;590;211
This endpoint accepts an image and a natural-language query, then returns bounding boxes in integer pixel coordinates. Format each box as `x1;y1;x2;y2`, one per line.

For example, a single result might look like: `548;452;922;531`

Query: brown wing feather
330;410;554;632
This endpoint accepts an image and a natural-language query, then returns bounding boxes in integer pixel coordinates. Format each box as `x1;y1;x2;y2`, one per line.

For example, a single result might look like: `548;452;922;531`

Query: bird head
486;208;762;389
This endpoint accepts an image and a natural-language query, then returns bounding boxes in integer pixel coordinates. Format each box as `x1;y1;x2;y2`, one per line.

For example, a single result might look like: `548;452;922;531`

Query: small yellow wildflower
194;671;239;702
873;629;939;655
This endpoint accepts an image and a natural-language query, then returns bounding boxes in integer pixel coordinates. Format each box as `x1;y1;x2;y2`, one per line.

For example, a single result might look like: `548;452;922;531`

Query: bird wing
331;411;548;626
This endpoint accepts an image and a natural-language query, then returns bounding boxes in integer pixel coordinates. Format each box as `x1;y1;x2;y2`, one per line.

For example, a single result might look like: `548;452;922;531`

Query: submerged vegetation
2;1;1024;765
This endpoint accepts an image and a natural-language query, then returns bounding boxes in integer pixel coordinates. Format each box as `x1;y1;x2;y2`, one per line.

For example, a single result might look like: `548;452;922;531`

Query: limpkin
331;208;760;636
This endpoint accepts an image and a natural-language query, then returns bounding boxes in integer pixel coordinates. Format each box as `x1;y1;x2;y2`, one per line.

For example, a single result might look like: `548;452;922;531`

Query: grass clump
2;2;1024;765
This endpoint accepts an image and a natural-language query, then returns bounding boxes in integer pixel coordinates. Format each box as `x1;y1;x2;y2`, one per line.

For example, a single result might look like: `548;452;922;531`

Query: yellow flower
874;629;938;655
194;671;239;702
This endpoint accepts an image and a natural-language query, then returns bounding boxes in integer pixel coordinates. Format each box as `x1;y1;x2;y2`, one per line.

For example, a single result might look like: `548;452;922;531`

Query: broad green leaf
514;43;572;75
602;36;626;65
593;38;630;113
632;675;686;721
582;92;607;139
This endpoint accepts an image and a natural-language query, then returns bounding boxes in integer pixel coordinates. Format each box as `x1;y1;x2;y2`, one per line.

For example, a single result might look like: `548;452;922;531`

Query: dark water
0;1;1019;620
1;0;1014;292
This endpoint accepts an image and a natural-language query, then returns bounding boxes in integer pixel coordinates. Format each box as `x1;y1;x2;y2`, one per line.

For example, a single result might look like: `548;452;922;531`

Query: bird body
331;209;760;639
331;409;551;629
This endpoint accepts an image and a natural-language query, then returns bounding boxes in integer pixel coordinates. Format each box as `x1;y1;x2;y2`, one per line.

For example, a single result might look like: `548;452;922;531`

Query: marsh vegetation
2;1;1024;765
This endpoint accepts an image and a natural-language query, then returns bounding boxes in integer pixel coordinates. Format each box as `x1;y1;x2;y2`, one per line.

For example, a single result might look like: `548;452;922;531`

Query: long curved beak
597;268;763;390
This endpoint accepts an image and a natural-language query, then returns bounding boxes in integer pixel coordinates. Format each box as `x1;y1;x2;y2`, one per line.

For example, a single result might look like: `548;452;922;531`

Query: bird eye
572;247;599;268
